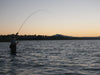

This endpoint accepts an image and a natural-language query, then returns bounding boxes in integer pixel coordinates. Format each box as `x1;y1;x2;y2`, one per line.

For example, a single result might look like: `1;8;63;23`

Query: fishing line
17;9;49;34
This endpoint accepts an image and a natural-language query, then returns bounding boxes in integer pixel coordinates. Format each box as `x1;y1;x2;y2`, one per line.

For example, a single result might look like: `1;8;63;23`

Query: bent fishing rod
17;9;49;34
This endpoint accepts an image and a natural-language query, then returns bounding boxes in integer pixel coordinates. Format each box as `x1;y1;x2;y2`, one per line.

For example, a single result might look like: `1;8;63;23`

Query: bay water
0;40;100;75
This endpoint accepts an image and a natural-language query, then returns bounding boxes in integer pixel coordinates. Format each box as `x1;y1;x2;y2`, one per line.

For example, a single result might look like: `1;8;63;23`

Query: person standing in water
10;33;18;55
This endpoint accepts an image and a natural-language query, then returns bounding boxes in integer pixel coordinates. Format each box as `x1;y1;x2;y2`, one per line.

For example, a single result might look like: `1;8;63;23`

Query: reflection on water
0;40;100;75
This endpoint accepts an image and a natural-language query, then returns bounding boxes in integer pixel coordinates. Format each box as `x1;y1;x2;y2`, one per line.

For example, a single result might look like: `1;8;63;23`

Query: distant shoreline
0;34;100;42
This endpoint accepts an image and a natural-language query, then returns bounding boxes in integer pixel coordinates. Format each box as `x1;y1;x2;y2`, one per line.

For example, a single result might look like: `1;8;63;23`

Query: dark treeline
0;34;100;42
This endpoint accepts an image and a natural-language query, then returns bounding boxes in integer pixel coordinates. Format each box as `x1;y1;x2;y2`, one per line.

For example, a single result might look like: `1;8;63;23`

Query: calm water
0;40;100;75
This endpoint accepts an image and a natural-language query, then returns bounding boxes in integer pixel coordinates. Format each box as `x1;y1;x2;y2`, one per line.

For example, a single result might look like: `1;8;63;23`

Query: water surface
0;40;100;75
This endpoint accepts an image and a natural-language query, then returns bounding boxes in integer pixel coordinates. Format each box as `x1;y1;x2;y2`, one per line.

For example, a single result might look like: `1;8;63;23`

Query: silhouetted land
0;34;100;42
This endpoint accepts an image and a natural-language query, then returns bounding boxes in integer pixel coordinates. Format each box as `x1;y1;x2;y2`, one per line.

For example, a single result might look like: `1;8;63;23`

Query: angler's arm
15;32;19;45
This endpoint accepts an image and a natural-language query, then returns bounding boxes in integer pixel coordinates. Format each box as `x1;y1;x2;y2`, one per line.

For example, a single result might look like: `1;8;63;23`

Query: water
0;40;100;75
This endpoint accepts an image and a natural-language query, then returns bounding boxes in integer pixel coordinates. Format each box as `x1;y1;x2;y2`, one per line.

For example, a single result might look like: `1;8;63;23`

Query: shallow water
0;40;100;75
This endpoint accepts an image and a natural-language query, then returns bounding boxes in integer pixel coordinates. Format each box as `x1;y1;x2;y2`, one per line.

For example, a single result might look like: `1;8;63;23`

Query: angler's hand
16;32;18;35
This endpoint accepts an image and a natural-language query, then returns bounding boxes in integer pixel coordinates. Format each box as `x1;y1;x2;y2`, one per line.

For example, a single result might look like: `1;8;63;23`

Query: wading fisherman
9;33;18;55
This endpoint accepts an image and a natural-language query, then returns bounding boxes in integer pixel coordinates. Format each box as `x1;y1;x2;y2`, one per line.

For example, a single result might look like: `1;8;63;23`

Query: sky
0;0;100;37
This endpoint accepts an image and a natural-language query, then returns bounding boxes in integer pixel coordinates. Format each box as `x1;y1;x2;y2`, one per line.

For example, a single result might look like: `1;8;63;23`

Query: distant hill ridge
52;34;72;37
52;34;100;38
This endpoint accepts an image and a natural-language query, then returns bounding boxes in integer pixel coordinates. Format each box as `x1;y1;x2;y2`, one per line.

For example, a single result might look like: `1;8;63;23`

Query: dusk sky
0;0;100;37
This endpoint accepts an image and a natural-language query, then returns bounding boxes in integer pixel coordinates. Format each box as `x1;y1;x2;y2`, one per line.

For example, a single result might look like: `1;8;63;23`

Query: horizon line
0;34;100;37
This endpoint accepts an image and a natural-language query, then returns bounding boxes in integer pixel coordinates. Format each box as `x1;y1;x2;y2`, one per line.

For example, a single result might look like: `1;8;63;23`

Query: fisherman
9;33;18;55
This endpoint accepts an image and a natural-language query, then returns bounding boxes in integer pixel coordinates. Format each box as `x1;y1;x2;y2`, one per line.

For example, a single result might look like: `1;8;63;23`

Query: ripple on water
0;40;100;75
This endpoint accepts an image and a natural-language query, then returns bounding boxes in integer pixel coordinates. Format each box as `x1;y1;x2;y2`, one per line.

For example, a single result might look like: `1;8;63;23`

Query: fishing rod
17;9;49;34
